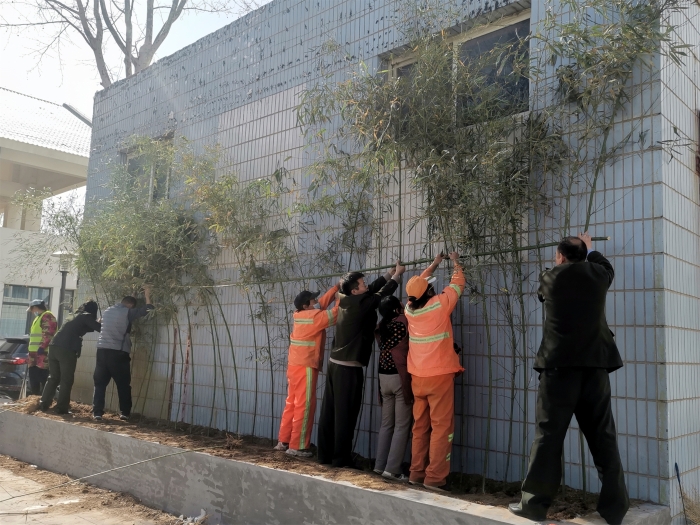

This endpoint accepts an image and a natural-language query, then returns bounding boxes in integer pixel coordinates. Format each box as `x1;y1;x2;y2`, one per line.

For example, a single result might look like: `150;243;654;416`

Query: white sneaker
285;448;313;458
382;471;409;481
273;442;289;451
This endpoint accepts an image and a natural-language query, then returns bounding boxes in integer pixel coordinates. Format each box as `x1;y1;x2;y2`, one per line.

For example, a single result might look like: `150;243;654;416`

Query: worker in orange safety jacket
405;251;465;493
274;283;340;457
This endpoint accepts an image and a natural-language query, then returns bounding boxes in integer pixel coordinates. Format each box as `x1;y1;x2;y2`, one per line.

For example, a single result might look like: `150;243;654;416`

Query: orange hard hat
406;276;429;298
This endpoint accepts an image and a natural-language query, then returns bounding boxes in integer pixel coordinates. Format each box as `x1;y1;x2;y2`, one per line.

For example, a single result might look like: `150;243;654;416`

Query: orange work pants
278;365;318;451
409;373;455;487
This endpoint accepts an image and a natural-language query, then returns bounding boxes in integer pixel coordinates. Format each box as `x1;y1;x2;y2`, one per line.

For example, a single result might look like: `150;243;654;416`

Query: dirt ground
8;396;636;521
0;454;184;524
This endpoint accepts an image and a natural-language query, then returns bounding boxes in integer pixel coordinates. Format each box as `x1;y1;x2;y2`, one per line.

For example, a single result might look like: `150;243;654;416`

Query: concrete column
4;203;23;229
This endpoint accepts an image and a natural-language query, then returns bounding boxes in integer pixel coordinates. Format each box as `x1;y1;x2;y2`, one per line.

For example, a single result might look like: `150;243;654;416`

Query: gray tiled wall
73;0;700;517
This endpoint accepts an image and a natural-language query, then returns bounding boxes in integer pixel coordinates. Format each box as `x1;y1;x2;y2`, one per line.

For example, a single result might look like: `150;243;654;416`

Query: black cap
294;290;321;310
81;300;99;316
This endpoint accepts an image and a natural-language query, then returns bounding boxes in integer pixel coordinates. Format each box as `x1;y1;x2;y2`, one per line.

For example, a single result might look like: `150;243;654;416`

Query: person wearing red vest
405;252;465;492
274;283;340;457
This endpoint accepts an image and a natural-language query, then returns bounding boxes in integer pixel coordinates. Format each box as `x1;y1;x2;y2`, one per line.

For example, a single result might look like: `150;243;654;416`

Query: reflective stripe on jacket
29;310;56;369
288;285;339;369
406;264;466;377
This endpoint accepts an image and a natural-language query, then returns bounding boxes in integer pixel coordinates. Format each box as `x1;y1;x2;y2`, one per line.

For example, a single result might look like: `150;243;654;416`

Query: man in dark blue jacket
92;287;154;421
510;233;628;525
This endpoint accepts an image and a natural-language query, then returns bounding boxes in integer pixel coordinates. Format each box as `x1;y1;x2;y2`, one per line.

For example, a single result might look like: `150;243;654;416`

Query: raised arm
420;253;445;278
128;285;155;321
85;315;102;333
316;304;339;331
439;252;465;314
369;260;404;294
587;251;614;286
367;261;405;309
318;283;341;310
578;232;614;285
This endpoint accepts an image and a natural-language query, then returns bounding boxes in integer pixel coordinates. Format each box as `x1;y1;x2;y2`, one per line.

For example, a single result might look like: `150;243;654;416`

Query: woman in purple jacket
373;295;413;481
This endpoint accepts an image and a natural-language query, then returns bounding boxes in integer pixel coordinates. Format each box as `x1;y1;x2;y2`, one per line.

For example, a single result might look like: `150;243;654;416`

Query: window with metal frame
121;137;173;204
457;17;529;125
389;13;530;126
0;285;52;338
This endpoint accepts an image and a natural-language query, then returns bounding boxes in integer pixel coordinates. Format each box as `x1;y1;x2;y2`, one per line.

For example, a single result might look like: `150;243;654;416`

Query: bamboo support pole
198;237;611;289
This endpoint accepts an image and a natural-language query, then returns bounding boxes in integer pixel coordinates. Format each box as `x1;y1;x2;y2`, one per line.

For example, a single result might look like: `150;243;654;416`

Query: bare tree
1;0;263;88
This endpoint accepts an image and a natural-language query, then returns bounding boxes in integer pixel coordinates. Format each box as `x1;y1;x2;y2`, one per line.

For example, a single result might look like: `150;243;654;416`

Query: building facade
0;88;89;338
75;0;700;520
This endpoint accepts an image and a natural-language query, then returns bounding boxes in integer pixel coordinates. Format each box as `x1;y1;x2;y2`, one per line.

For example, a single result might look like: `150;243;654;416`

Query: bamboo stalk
255;283;276;441
205;299;229;434
172;311;186;429
458;294;468;483
158;319;173;424
136;315;159;415
197;237;611;289
480;275;494;494
162;321;177;424
242;288;260;436
183;302;196;429
205;301;219;436
213;292;241;433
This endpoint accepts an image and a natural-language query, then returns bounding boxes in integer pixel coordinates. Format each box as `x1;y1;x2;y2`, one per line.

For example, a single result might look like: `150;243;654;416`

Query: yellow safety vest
29;310;54;358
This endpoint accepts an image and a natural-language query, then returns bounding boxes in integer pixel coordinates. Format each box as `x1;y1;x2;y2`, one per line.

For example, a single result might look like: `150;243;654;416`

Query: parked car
0;336;29;398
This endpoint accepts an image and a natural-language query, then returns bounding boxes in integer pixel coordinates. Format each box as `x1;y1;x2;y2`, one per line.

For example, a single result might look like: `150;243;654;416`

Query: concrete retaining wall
0;411;670;525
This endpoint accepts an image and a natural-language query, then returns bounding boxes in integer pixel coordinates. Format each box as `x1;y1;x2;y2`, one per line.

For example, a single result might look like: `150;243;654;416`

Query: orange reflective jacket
406;264;466;378
288;284;340;369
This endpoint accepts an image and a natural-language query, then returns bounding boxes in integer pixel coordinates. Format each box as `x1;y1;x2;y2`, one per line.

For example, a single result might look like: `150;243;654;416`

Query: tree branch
44;0;81;16
150;0;186;54
73;0;96;45
43;0;93;47
99;0;127;54
123;0;133;75
133;0;185;72
145;0;153;47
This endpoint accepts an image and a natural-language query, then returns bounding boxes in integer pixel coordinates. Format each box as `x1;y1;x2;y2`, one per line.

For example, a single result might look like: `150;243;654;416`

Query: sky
0;2;268;117
0;1;270;213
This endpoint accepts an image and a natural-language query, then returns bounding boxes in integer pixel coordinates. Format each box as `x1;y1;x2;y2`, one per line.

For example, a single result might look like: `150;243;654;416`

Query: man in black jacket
317;261;405;467
510;233;628;524
39;301;101;414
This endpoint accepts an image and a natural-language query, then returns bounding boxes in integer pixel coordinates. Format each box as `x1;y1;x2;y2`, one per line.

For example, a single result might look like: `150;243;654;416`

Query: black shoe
38;402;49;412
93;414;103;421
56;410;72;415
508;503;547;522
119;414;130;421
336;460;363;470
424;482;452;493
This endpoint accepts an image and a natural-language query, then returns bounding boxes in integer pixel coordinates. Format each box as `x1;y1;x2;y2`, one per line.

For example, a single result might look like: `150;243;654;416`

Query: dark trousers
520;368;629;524
317;362;364;467
92;348;132;417
40;345;78;412
28;366;49;396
